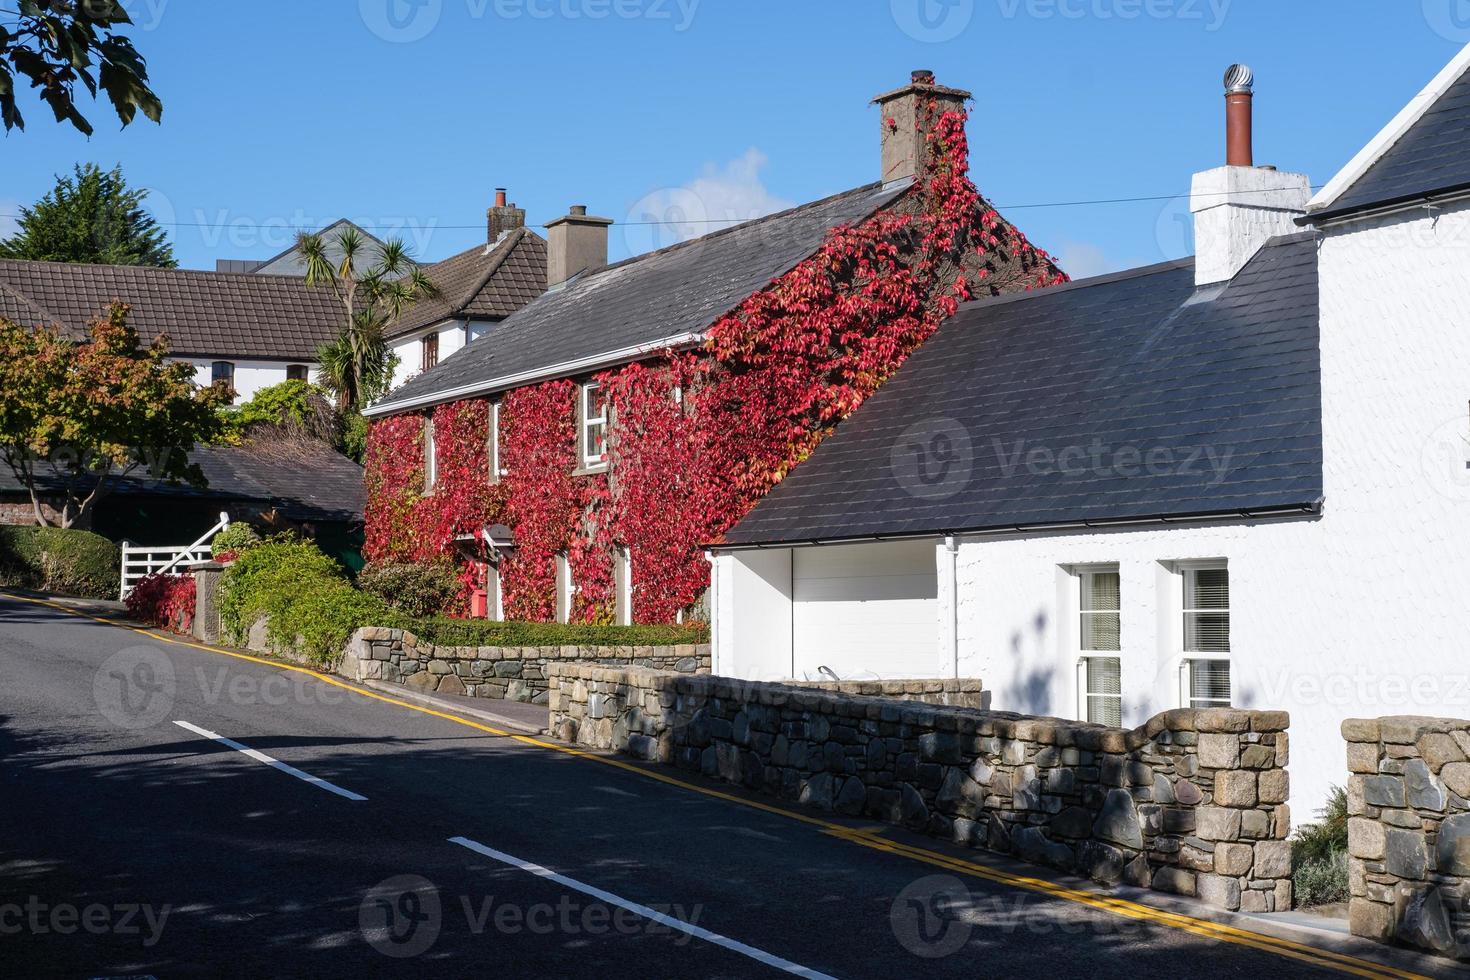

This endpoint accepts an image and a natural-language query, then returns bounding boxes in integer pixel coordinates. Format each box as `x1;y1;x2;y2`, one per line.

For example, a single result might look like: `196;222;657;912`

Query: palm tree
300;228;437;411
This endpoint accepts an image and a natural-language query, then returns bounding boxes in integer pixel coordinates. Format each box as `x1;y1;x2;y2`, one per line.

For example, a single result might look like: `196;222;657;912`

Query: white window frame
1176;559;1231;709
579;381;608;471
614;546;633;626
424;416;437;493
488;400;504;483
1071;564;1122;726
554;552;574;624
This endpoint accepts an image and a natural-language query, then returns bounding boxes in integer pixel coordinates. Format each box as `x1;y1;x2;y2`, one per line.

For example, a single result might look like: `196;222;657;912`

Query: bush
407;617;709;648
125;573;195;633
1293;850;1349;908
211;521;261;558
218;536;711;667
358;561;460;618
0;525;120;598
1292;785;1348;867
218;534;388;665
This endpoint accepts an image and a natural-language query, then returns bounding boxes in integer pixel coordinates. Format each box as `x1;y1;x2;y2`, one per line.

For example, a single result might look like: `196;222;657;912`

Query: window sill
571;463;610;478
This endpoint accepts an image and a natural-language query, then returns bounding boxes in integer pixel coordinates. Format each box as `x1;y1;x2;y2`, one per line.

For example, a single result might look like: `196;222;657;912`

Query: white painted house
709;48;1470;821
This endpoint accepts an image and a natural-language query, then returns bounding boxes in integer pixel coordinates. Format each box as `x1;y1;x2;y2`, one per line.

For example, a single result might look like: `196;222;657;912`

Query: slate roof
368;181;910;415
0;441;365;522
0;259;343;360
721;233;1322;546
386;228;548;339
1313;63;1470;221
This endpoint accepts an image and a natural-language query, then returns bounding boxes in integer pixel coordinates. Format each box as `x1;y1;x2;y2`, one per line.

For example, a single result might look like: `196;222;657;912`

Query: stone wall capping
547;664;1291;911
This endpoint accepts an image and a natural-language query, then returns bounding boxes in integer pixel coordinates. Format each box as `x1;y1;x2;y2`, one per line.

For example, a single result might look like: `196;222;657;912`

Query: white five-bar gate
119;512;230;600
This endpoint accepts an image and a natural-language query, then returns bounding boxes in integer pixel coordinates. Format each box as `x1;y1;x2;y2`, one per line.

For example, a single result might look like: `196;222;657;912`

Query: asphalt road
0;592;1428;978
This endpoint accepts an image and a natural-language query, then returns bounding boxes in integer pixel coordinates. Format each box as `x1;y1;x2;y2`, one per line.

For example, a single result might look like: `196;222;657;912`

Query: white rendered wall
179;358;318;404
710;550;793;680
388;320;470;391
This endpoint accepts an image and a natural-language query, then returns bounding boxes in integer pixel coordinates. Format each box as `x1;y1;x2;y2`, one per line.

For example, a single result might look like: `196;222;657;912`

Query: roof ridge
251;218;398;271
573;180;896;283
0;256;335;287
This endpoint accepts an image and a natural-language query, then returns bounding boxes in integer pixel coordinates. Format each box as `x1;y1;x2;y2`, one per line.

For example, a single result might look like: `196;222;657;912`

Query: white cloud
621;148;794;256
1053;239;1140;281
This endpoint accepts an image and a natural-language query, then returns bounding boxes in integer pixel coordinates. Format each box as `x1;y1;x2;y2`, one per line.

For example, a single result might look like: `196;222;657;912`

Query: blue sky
4;1;1466;276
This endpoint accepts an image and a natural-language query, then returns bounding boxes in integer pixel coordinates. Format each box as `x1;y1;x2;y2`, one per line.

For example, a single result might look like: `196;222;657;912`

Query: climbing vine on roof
364;98;1065;623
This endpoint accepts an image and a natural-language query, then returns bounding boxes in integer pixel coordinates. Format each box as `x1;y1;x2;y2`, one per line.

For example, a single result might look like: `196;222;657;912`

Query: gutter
1299;182;1470;228
707;501;1322;553
362;332;705;417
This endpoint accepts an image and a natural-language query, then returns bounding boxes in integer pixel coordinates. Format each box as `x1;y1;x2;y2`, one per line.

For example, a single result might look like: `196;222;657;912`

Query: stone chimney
545;205;613;287
871;69;972;187
1189;65;1310;287
487;188;526;244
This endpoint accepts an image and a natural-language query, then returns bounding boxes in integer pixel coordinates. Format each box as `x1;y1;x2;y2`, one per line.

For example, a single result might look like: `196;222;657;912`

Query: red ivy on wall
364;102;1065;623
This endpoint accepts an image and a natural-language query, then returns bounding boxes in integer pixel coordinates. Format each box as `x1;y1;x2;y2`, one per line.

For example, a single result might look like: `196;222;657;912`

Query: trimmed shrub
211;522;261;557
358;561;460;618
218;535;711;667
0;525;120;598
125;573;195;633
408;618;709;648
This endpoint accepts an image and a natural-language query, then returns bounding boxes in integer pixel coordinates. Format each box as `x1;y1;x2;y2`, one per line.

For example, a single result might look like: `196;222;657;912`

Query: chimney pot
487;187;526;244
911;69;935;85
1224;63;1254;168
546;204;613;286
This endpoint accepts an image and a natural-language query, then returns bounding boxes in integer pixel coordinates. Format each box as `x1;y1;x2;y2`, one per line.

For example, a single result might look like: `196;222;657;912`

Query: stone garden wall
547;664;1292;909
340;627;711;704
784;678;984;709
1342;715;1470;960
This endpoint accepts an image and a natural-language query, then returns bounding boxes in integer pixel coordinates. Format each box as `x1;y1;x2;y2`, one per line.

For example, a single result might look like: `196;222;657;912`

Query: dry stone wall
548;664;1291;909
1342;715;1470;960
341;627;710;704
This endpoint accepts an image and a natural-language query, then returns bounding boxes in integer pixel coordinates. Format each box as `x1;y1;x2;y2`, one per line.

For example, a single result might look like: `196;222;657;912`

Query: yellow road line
3;591;1428;980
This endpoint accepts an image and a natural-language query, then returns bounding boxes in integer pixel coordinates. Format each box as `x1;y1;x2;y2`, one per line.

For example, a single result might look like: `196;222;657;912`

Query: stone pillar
190;561;227;645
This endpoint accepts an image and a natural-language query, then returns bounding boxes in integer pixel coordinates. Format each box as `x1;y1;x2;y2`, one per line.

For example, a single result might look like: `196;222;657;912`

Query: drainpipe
944;535;959;678
703;550;718;675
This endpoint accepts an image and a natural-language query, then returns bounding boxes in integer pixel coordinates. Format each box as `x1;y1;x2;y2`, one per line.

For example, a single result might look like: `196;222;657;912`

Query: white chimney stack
1190;65;1311;287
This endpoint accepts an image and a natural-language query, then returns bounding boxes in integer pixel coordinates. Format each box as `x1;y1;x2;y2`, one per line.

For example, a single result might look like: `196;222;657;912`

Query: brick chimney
871;69;972;187
1189;65;1310;286
545;205;613;287
487;188;526;244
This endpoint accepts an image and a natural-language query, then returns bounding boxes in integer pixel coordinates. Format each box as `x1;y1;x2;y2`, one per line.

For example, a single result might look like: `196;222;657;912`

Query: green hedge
218;536;709;667
0;525;120;599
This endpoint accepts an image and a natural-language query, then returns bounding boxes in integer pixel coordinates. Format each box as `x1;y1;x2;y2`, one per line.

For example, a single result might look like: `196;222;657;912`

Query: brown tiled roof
386;228;547;339
0;259;344;360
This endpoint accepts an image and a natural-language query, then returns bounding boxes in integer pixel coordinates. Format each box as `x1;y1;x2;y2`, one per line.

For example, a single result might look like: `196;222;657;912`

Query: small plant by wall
125;573;195;634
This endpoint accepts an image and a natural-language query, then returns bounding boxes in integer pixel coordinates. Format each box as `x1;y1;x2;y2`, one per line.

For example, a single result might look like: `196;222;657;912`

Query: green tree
0;304;227;528
0;163;175;266
1;1;162;135
301;227;435;413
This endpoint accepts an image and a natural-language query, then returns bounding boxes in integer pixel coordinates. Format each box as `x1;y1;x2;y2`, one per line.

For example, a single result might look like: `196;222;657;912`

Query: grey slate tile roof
0;259;343;360
0;441;365;522
722;233;1322;546
369;181;910;414
1316;64;1470;220
386;228;548;339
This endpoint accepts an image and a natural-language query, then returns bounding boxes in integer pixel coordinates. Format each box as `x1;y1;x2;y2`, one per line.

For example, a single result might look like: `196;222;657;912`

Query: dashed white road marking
448;835;839;980
172;720;367;801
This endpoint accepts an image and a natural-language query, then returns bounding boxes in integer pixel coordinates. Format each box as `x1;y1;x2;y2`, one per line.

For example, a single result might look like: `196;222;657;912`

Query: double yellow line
2;591;1430;980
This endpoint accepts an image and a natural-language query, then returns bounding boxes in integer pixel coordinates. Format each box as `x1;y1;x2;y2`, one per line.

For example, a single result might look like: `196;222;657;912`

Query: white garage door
791;539;941;680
